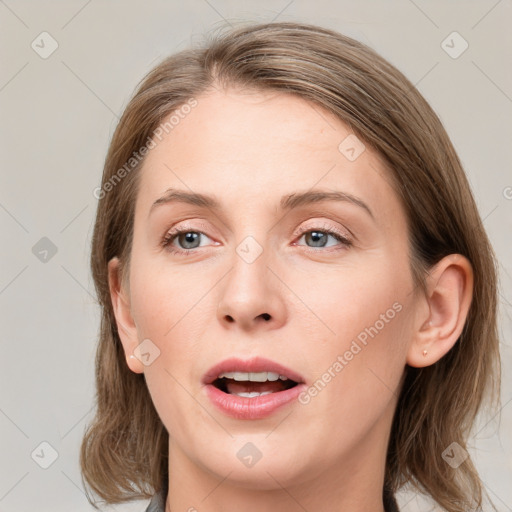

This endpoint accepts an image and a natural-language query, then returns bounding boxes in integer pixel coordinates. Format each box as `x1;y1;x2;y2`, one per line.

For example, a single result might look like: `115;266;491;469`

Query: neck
165;412;392;512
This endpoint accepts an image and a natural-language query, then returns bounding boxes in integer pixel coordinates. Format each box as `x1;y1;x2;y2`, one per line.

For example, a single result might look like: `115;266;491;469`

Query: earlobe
108;257;144;374
407;254;473;368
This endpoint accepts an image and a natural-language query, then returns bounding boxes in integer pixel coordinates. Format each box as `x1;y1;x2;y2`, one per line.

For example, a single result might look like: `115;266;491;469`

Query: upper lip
202;356;305;385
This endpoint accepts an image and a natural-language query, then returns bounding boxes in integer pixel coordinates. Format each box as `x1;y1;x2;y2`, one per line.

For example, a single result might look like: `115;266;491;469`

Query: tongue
225;379;287;395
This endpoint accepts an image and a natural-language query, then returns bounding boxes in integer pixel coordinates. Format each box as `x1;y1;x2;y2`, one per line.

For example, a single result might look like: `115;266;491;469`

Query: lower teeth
234;391;273;398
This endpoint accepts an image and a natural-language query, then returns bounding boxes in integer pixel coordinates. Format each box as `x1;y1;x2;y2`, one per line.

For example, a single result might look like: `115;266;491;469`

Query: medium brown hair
80;21;501;511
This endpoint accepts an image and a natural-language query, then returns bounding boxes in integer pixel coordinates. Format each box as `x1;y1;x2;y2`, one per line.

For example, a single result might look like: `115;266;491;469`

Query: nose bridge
225;233;270;304
216;232;285;329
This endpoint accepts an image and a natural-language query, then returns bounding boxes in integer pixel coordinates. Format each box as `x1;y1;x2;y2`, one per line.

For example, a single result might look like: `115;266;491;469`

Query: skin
108;87;473;512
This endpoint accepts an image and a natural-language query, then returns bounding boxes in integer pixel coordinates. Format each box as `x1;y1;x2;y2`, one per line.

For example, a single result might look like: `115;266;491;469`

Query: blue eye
296;229;351;249
161;226;352;256
161;229;212;255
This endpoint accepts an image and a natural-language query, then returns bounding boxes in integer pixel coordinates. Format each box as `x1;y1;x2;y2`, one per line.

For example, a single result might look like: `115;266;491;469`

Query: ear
407;254;473;368
108;257;144;374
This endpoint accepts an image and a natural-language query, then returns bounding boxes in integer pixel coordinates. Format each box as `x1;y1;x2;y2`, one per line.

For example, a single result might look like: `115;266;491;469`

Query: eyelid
296;211;358;240
291;220;352;242
165;220;215;238
161;222;216;249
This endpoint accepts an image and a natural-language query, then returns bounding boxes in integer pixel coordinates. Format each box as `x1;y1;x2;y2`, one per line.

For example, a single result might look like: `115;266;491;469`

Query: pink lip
202;357;307;420
204;381;307;420
202;356;305;385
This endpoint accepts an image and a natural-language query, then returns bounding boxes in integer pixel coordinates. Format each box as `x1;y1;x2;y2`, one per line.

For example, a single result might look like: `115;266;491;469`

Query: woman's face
113;88;420;490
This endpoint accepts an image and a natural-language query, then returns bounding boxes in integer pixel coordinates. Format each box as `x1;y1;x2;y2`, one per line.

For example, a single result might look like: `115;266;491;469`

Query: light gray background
1;1;511;511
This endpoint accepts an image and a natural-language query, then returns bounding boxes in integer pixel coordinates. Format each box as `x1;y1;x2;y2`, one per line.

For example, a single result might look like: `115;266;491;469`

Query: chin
197;447;309;491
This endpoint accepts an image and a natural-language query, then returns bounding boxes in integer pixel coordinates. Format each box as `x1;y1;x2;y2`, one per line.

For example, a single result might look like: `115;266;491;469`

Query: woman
80;21;501;512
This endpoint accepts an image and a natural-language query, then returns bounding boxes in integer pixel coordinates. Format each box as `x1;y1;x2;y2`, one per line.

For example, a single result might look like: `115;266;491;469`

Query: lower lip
204;382;307;420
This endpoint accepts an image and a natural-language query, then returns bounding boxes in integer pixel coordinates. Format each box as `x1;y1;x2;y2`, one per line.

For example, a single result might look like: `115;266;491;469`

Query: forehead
135;88;400;220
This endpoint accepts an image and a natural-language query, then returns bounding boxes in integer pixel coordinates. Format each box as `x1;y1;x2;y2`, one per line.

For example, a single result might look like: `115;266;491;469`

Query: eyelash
161;223;353;256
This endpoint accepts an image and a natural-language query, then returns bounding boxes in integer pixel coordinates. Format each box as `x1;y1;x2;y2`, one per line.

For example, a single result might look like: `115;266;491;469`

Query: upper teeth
218;371;288;382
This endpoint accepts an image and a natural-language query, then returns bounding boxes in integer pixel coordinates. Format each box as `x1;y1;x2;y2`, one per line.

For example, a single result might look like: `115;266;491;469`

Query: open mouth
211;371;299;398
203;359;306;419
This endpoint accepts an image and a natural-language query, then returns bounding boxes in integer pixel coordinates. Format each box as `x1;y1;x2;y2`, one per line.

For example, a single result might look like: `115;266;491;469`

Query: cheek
127;254;215;390
129;266;208;433
128;251;205;338
302;260;409;345
299;256;412;397
296;289;411;455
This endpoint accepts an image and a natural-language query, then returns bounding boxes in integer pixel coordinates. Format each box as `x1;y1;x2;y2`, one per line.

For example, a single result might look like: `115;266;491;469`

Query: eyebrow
149;187;374;219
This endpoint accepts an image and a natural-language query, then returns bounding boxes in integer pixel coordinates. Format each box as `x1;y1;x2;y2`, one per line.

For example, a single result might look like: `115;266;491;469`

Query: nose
216;241;287;332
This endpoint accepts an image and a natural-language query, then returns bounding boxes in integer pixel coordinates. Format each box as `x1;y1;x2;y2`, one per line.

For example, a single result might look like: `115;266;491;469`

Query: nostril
261;313;270;321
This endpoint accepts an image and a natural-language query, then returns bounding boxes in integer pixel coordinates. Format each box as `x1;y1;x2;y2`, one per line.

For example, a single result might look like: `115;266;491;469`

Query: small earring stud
422;349;428;356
